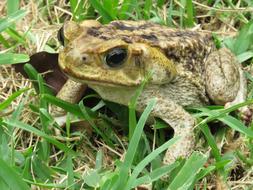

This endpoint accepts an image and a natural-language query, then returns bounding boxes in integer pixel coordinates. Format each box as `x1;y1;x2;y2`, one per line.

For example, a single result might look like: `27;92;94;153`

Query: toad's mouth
64;72;141;88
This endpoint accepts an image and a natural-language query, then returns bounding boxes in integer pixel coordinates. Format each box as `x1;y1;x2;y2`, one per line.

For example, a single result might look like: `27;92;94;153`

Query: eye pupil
105;48;127;67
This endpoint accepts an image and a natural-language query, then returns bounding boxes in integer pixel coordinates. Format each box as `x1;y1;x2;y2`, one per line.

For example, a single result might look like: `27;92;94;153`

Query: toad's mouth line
66;74;141;88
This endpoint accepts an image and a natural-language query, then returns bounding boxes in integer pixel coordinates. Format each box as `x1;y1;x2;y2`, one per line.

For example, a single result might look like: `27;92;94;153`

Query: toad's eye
57;26;65;46
104;48;127;68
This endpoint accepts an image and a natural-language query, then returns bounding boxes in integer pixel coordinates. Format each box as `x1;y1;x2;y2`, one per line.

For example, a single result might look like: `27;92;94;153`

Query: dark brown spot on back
121;36;133;43
99;35;110;40
140;34;158;41
111;22;137;31
87;27;101;37
138;23;155;29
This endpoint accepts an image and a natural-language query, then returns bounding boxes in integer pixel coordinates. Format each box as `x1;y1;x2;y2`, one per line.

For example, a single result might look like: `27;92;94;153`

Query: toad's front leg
137;93;196;165
51;79;87;125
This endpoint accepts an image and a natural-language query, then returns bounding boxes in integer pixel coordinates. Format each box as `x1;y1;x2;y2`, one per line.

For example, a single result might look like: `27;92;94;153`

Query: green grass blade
132;162;180;188
119;0;136;19
103;0;119;18
195;165;216;181
69;0;85;21
23;64;53;95
194;105;253;138
23;179;67;188
166;0;174;26
126;136;180;189
66;155;75;190
5;27;26;44
157;0;166;8
0;33;10;48
185;0;195;27
143;0;152;19
7;0;20;15
0;88;29;111
128;74;149;139
195;99;253;131
0;53;29;65
0;9;27;32
4;120;76;155
114;98;156;190
219;115;253;138
90;0;114;23
199;123;221;161
0;157;30;190
168;152;207;190
41;94;95;118
237;51;253;63
79;101;114;147
95;150;103;170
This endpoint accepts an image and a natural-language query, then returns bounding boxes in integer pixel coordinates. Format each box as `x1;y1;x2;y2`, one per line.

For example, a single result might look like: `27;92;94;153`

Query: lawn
0;0;253;189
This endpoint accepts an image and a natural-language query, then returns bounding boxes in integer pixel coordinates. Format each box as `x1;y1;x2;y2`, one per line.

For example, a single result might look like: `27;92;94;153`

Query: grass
0;0;253;189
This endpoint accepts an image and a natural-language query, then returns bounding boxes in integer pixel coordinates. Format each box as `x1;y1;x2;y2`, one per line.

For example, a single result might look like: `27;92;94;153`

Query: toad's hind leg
205;48;247;106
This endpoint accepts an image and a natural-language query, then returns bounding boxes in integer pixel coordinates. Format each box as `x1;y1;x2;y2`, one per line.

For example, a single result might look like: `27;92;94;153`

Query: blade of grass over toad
194;99;253;130
128;72;150;139
125;137;180;189
0;157;30;190
168;152;207;190
0;9;27;32
219;115;253;137
0;88;29;111
113;98;156;190
194;105;253;138
0;53;29;65
119;0;136;19
90;0;114;23
4;120;76;156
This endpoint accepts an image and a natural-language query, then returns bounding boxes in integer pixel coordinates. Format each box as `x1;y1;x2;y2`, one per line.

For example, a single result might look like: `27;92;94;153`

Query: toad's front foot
163;128;195;164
